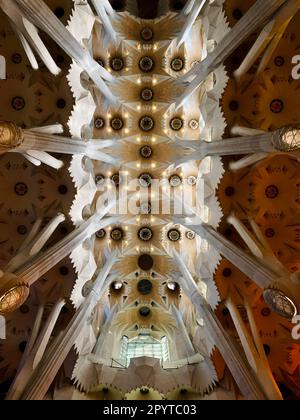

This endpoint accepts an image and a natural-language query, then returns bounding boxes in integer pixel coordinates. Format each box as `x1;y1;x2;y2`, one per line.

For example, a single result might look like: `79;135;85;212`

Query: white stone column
15;214;117;287
175;132;276;166
225;295;283;400
177;0;207;47
0;0;60;75
102;0;117;17
170;304;197;358
229;153;269;171
6;297;66;400
181;0;197;16
184;223;299;319
199;300;267;400
91;0;118;43
171;251;267;400
10;254;119;400
17;129;119;165
6;213;65;273
234;0;300;80
14;0;118;104
176;0;287;107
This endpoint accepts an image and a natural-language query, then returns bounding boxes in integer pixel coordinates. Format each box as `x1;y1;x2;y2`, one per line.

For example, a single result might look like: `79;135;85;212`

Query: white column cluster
14;0;118;104
176;0;287;107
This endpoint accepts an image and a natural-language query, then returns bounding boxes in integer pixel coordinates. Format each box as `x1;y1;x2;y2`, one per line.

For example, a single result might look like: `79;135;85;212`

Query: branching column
186;223;300;319
175;132;276;165
14;0;118;103
171;251;267;400
15;255;119;400
0;212;117;314
176;0;287;107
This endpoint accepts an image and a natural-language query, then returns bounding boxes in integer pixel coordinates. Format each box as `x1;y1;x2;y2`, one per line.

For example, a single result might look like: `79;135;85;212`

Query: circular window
140;88;154;102
12;53;22;64
137;279;153;295
96;229;106;239
169;175;182;187
168;229;181;242
139;307;151;317
111;173;122;187
14;182;28;196
270;99;284;114
139;116;155;132
263;289;297;319
170;117;184;131
138;254;154;271
171;57;185;72
140;27;154;41
95;174;105;185
265;185;279;199
138;227;153;242
140;145;153;159
110;57;124;72
17;225;28;235
139;173;153;187
12;96;25;111
110;117;124;131
187;176;197;186
111;228;124;242
167;282;179;292
111;281;123;291
94;117;105;129
189;119;199;130
186;231;195;240
139;56;155;73
82;280;93;298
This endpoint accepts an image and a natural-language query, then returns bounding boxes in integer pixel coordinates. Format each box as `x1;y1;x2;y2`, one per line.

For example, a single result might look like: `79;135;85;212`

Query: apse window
120;334;169;367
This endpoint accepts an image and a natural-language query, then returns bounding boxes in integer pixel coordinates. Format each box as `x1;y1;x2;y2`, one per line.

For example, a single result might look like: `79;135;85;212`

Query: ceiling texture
0;0;299;401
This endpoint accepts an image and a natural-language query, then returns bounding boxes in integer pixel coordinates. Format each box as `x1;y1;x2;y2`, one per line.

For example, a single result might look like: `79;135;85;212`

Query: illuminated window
120;334;169;367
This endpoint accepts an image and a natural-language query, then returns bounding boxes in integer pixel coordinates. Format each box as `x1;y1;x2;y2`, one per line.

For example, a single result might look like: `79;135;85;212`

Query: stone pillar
199;300;267;400
6;297;66;400
102;0;117;16
17;254;119;400
14;0;118;104
0;212;117;315
177;0;207;47
170;304;197;358
234;0;300;80
19;129;118;165
175;132;276;165
176;0;287;107
186;223;299;319
15;214;116;286
225;295;283;400
181;0;197;16
91;0;118;43
171;251;267;400
0;0;60;75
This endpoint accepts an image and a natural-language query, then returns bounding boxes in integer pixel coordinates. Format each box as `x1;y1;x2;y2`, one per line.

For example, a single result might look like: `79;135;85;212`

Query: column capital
0;271;29;314
0;121;24;153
